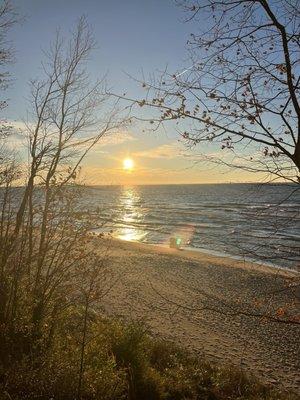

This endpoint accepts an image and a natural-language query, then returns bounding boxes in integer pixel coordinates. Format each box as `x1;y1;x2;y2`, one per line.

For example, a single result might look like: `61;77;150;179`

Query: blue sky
7;0;192;118
5;0;257;184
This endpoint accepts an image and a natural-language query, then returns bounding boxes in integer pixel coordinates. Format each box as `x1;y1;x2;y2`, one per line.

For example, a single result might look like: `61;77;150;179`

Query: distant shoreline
86;181;294;187
6;181;296;189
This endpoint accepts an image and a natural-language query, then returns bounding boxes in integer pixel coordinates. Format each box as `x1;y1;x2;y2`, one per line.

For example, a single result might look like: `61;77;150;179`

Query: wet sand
91;237;300;394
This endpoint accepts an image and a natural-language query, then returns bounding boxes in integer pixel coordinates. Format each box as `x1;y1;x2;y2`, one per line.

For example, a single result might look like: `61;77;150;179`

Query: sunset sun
123;157;134;171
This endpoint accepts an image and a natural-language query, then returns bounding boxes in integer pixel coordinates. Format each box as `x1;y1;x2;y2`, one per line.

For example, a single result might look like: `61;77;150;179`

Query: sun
123;157;134;171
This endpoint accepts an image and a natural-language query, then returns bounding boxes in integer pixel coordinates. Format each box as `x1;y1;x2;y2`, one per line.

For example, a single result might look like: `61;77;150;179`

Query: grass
0;310;298;400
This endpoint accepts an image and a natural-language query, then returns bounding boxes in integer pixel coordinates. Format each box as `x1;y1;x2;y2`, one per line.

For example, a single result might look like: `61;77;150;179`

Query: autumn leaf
276;307;285;317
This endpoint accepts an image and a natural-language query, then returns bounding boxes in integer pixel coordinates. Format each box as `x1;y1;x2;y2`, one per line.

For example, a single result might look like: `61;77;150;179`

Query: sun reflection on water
115;187;147;242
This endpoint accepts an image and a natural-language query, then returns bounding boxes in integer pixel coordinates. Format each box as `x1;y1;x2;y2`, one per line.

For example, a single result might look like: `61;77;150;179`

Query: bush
0;315;297;400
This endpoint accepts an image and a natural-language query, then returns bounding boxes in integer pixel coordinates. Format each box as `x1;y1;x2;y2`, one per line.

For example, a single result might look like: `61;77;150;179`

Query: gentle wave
83;183;300;270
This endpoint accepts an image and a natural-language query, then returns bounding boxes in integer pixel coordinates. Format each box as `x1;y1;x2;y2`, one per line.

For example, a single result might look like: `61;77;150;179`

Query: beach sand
91;237;300;394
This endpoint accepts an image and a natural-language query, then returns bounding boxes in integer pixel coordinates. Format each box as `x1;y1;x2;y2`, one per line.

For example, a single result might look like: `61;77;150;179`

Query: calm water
82;183;300;270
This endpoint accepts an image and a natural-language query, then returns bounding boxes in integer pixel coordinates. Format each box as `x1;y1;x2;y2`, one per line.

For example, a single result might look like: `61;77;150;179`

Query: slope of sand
91;237;300;394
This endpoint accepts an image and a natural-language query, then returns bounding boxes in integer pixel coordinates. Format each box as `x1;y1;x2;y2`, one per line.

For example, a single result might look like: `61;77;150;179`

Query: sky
5;0;261;185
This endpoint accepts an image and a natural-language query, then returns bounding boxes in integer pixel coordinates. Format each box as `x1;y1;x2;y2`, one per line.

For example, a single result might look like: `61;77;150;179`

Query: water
81;183;300;270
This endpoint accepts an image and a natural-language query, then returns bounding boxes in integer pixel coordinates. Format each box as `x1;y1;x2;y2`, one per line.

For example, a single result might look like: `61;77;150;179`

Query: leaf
276;307;285;317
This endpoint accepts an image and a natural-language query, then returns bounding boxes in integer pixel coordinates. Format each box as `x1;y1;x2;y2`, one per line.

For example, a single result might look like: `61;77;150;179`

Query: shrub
0;315;298;400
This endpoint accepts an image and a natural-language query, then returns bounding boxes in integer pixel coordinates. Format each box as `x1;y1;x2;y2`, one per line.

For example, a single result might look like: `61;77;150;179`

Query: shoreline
94;234;299;278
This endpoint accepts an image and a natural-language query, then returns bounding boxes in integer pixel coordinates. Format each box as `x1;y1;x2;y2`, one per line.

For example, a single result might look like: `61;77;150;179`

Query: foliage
0;15;126;400
0;316;297;400
0;4;298;400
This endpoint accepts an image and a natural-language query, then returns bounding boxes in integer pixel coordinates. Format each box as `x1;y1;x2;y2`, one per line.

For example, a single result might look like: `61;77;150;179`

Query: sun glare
123;157;134;171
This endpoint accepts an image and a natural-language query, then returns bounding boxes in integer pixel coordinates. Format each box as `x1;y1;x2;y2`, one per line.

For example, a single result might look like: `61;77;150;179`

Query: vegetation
0;2;298;399
0;314;297;400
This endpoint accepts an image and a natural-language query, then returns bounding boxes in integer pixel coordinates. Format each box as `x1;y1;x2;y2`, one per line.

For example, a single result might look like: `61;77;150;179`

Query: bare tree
117;0;300;183
0;0;18;138
0;16;127;351
6;17;121;255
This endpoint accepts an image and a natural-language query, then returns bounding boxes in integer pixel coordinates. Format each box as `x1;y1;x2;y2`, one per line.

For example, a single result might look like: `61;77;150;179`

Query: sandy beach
91;237;300;394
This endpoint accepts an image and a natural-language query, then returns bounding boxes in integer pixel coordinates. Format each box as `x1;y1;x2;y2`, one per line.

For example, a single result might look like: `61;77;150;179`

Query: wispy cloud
134;142;186;160
5;120;136;153
60;130;137;155
94;131;136;149
2;121;28;152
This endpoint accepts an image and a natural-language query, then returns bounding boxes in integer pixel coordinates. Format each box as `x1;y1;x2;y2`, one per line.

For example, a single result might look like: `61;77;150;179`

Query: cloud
134;142;186;160
53;130;137;155
93;131;136;151
5;120;136;154
2;121;28;152
9;120;32;131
